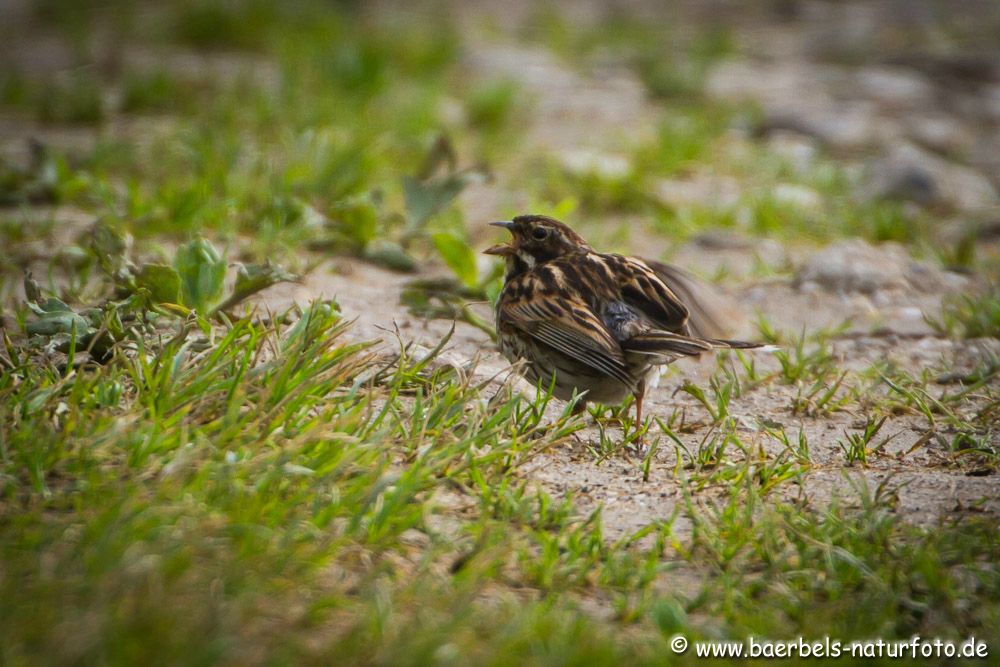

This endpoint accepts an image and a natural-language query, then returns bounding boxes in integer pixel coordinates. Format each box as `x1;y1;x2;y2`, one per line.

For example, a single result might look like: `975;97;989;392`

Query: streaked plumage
484;214;761;436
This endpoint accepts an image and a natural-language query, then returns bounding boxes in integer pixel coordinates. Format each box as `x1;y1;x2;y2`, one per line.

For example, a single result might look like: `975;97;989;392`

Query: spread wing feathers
639;258;742;340
611;256;691;333
500;296;634;388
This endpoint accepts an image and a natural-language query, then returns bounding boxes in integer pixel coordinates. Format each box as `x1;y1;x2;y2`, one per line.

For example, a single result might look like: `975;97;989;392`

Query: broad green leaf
174;237;226;313
330;195;379;247
26;296;74;315
136;263;182;304
403;135;489;232
89;220;130;275
25;297;93;337
403;167;487;232
431;232;477;288
213;263;300;314
233;263;299;300
25;313;92;337
362;240;418;272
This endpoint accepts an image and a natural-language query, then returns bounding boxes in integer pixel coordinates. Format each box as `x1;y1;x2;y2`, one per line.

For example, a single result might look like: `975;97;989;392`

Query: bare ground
4;0;999;541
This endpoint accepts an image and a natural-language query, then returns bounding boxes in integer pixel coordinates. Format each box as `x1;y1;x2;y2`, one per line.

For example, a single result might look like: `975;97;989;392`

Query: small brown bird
484;214;763;438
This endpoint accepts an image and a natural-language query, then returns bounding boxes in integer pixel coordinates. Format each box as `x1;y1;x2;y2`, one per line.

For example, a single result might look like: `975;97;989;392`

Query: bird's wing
605;254;691;333
603;254;764;360
638;258;745;340
498;273;633;388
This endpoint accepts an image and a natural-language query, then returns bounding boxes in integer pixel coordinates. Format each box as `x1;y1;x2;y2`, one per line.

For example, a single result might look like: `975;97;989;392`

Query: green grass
30;71;105;125
119;69;212;115
929;286;1000;339
1;1;999;663
838;416;890;466
4;303;998;662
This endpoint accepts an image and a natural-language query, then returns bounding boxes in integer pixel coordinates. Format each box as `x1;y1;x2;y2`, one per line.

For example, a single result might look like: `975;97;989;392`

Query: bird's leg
633;379;646;450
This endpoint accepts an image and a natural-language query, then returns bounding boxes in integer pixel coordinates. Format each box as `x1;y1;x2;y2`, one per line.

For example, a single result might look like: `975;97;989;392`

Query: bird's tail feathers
624;331;714;358
706;338;774;351
625;333;777;361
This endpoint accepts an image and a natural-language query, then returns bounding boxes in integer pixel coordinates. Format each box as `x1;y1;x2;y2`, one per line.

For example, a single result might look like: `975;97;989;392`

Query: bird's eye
531;227;549;240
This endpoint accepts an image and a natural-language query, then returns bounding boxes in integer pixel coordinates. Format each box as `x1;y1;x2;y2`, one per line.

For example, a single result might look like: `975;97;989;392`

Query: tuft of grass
465;78;519;133
677;374;735;425
684;475;1000;639
634;109;732;177
838;416;891;466
530;158;651;217
35;71;105;125
773;326;841;385
119;69;207;115
767;425;813;464
634;25;735;100
928;286;1000;339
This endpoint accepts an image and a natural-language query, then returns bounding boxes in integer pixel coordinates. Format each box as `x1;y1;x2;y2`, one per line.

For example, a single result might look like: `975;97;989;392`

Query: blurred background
2;1;998;312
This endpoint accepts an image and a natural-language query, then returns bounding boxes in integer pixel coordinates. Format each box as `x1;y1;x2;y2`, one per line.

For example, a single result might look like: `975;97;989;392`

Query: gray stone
765;131;820;173
866;142;999;211
854;66;935;111
907;113;975;156
706;61;895;151
794;239;945;295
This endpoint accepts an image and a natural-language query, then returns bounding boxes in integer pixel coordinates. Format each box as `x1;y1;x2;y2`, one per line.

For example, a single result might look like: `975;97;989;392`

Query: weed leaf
136;263;182;304
432;232;477;288
402;174;468;228
174;237;226;313
25;297;93;337
362;239;418;272
214;262;300;313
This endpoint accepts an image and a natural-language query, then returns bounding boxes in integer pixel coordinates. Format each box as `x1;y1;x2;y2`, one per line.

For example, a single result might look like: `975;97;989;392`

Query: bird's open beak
483;243;513;256
484;221;516;255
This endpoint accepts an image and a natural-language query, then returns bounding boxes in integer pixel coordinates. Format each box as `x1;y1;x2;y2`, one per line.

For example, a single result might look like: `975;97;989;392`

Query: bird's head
483;215;588;273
